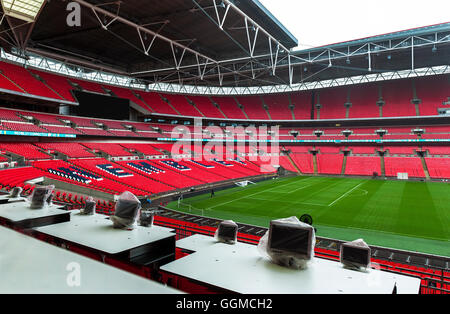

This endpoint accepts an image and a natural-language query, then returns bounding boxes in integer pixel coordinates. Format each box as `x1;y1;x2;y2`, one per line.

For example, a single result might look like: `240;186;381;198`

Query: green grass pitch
168;176;450;257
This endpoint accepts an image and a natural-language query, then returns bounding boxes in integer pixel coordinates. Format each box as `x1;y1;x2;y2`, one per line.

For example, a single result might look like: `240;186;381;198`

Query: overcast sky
259;0;450;50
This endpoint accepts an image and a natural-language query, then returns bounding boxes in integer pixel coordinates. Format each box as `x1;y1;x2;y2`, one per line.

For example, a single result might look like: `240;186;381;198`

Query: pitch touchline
328;181;366;207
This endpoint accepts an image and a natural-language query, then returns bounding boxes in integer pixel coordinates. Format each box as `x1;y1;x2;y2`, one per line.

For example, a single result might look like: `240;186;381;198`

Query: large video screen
72;90;130;120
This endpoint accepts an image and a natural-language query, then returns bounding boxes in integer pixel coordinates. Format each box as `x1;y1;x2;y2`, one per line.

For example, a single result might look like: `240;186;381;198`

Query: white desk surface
0;201;67;222
34;212;176;255
176;234;234;252
164;236;421;294
0;195;27;203
0;226;182;294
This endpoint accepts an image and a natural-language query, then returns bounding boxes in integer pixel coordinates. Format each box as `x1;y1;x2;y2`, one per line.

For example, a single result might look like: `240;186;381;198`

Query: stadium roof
0;1;448;89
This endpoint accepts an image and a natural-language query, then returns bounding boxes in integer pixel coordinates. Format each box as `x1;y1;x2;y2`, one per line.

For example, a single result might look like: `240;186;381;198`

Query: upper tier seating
136;91;178;115
164;94;201;117
381;80;417;117
68;77;106;94
415;75;449;116
0;60;447;121
187;96;225;119
28;69;77;102
317;87;347;120
264;94;293;120
290;92;312;120
211;96;247;120
348;83;380;119
0;62;61;99
236;96;270;120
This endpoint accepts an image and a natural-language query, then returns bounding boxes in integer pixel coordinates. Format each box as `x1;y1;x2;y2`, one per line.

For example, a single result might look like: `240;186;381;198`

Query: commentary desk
34;211;176;267
0;201;69;229
0;226;182;294
162;234;421;294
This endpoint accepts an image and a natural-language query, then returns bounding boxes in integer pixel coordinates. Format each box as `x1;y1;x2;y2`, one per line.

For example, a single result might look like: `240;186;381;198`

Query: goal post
235;180;256;187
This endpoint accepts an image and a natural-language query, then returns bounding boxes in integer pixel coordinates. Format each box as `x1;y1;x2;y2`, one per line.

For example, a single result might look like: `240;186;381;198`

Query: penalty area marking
205;178;308;210
328;182;366;207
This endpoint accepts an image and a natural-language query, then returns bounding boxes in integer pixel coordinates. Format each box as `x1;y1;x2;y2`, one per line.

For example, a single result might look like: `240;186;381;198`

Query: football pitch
168;176;450;257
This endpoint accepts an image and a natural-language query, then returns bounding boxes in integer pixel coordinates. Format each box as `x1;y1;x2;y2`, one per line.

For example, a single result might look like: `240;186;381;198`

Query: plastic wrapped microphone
28;185;55;209
214;220;238;244
110;191;141;230
8;187;23;198
80;196;96;215
139;210;154;227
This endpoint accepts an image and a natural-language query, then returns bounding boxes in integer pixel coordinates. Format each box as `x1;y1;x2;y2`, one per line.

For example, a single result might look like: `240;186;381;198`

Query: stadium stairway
233;96;250;119
313;153;318;175
341;154;348;175
208;97;228;119
380;154;386;177
286;153;302;174
420;156;431;181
